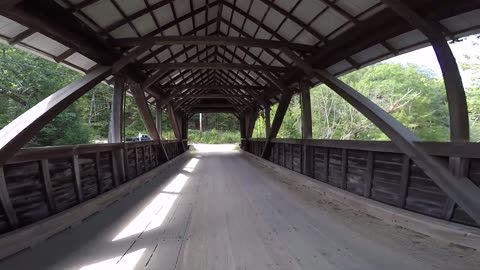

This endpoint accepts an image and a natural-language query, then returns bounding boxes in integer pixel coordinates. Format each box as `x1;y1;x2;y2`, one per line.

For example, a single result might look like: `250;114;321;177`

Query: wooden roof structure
0;0;479;114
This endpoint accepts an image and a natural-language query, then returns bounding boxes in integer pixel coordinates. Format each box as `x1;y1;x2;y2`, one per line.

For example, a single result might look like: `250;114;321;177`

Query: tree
253;63;450;141
457;37;480;141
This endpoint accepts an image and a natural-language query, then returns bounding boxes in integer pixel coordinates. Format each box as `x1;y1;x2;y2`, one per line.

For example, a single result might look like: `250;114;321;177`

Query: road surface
0;144;478;269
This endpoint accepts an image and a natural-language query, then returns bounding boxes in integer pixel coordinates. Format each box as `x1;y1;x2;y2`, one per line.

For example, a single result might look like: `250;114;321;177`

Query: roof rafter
113;36;322;54
141;62;289;73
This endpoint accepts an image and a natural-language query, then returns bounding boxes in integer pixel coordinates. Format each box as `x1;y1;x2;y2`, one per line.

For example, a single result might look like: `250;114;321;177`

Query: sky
382;34;479;87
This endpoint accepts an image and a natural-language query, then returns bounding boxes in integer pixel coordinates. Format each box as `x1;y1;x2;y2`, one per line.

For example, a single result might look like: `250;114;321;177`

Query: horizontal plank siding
245;139;480;228
0;141;186;236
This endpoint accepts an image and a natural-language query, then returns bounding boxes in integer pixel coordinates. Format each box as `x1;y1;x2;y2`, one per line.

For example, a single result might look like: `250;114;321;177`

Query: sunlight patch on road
112;158;196;241
183;158;199;172
79;248;145;270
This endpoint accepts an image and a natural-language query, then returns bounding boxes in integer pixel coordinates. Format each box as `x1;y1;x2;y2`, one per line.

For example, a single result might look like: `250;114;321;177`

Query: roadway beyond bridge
0;144;478;270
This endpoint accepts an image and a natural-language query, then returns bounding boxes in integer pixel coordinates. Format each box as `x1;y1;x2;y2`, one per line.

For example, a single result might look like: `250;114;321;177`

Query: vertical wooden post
108;76;126;185
300;80;313;176
398;155;411;208
95;152;103;194
246;109;258;139
40;160;56;213
108;76;125;143
341;149;348;190
111;148;125;186
148;145;153;169
364;151;374;198
239;113;247;149
167;104;186;151
156;101;162;139
72;155;83;202
142;146;147;171
0;166;18;228
323;148;329;183
264;106;271;137
135;146;140;176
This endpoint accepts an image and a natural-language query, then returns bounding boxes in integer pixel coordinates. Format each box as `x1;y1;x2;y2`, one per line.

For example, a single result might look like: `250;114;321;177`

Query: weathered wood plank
364;152;374;198
40;160;56;213
95;152;103;194
72;155;83;202
0;166;18;228
398;155;411;208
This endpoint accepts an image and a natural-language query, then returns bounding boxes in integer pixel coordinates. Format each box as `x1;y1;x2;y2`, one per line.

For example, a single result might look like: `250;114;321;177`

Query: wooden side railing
244;138;480;228
0;140;188;235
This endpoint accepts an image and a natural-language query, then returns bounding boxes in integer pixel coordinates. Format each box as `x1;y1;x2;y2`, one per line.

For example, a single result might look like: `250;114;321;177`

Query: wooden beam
130;84;161;141
190;108;237;114
167;104;182;140
189;104;245;108
67;0;101;12
141;62;289;73
264;106;271;138
130;84;169;161
8;28;35;45
72;155;83;202
6;1;117;65
300;81;313;139
245;109;259;140
101;0;173;34
0;0;22;12
284;46;480;223
240;113;247;140
300;80;313;176
0;166;18;228
112;44;153;73
40;159;56;213
156;101;162;138
142;0;219;38
261;90;293;158
108;76;126;143
162;84;264;90
381;0;469;141
113;36;321;53
141;69;168;89
173;94;251;99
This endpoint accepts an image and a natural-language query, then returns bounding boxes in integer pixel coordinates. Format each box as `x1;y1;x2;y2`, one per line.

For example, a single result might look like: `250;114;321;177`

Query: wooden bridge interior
0;0;480;269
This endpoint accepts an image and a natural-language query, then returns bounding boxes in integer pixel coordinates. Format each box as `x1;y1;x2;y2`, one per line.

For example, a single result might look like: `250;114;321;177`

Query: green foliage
187;113;240;143
460;39;480;141
0;44;94;146
254;62;451;141
188;129;240;144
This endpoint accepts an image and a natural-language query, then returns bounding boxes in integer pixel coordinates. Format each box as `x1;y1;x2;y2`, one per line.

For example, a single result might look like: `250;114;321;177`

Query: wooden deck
1;145;478;270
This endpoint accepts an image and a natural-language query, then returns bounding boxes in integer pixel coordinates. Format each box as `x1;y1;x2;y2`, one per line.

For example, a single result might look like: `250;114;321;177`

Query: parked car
126;133;151;142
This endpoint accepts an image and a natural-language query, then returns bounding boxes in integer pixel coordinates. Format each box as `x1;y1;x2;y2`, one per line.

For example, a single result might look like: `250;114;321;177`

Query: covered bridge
0;0;480;269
